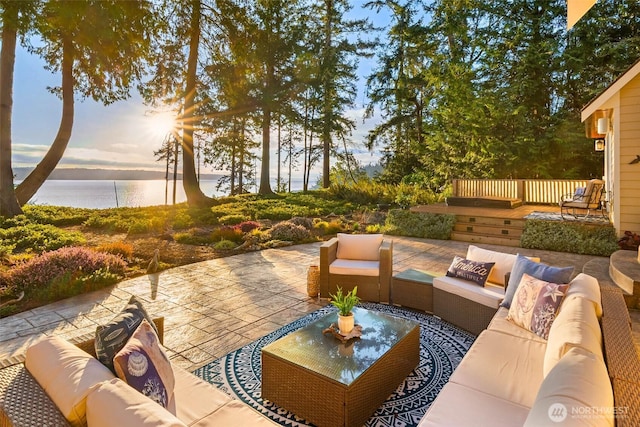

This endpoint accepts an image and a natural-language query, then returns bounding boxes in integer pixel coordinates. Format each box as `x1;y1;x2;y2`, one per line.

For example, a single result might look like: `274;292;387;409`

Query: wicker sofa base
433;288;498;335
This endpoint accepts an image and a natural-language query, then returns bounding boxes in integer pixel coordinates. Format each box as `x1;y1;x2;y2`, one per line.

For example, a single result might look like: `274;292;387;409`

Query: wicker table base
261;308;420;427
392;269;436;312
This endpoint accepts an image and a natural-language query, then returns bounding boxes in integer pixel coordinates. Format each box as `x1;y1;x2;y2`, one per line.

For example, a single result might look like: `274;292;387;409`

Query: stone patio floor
1;236;637;371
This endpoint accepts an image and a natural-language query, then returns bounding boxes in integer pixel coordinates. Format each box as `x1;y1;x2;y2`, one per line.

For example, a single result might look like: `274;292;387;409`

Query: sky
10;3;388;180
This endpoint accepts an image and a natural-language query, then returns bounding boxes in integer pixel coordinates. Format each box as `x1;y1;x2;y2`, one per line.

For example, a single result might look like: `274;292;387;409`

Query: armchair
319;233;393;303
559;179;604;219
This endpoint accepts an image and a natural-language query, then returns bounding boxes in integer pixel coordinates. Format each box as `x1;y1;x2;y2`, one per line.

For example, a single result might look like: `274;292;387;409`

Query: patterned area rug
525;210;610;224
193;302;475;427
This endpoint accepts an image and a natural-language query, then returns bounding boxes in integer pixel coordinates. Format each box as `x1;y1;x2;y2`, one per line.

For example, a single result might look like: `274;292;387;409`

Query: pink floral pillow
507;273;569;339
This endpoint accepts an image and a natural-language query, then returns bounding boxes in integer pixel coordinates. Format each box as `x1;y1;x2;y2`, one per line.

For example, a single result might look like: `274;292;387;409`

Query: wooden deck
411;203;560;220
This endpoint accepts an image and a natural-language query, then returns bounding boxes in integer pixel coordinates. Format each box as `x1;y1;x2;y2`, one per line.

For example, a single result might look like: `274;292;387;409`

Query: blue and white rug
193;303;475;427
525;210;610;224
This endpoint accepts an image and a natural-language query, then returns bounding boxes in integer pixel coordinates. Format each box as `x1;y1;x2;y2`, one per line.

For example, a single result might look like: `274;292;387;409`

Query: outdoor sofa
419;246;640;427
0;317;277;427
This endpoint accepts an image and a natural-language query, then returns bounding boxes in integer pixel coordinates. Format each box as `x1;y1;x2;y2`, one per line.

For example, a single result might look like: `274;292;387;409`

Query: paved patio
0;236;636;371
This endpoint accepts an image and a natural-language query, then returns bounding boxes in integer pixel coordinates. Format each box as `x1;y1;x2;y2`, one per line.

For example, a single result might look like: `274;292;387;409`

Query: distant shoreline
14;167;223;181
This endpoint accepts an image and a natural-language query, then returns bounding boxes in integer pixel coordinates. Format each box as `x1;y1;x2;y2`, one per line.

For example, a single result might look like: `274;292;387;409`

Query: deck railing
452;179;591;205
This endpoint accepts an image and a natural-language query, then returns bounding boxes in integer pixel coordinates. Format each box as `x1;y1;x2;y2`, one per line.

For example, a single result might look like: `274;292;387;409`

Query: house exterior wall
618;74;640;235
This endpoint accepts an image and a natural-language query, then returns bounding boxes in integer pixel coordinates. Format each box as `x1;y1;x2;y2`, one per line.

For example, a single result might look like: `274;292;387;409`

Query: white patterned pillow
507;273;569;340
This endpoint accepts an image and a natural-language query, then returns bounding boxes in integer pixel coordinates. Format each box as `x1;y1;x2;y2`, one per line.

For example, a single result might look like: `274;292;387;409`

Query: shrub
238;221;261;233
384;209;455;239
95;241;134;260
521;220;619;256
0;223;86;254
4;247;126;297
290;216;314;229
214;239;237;250
174;228;215;245
618;231;640;250
366;224;381;233
211;225;244;243
218;214;250;225
171;211;194;230
268;221;312;242
23;205;92;226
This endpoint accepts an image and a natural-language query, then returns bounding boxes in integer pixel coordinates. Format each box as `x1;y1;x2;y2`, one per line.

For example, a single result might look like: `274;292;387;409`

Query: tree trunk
258;106;273;194
182;0;213;206
321;0;333;189
15;34;75;206
0;2;22;217
173;136;178;204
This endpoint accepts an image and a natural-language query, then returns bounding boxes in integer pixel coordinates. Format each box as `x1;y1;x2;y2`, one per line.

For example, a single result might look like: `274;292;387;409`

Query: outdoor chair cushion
25;335;116;427
564;273;603;317
86;379;187;427
328;259;380;276
448;329;546;408
336;233;383;261
543;296;603;377
525;347;614;427
433;276;505;309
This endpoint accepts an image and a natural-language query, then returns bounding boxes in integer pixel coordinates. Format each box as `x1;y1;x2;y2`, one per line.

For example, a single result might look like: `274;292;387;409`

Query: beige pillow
543;295;603;377
86;379;186;427
525;347;614;427
467;245;540;286
113;319;175;408
336;233;383;261
25;335;115;427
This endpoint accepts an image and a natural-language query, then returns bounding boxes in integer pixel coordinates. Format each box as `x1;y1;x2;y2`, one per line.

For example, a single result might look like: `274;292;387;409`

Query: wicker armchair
559;179;604;219
319;233;393;303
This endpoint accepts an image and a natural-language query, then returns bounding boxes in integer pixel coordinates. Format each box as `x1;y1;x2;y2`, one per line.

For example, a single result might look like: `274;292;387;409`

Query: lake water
25;179;306;209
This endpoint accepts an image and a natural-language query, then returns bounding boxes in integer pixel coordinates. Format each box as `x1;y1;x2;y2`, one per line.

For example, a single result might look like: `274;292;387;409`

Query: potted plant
329;286;360;334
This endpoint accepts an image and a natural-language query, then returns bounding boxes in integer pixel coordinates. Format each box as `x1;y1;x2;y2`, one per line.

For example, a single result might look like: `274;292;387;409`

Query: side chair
319;233;393;303
559;179;605;219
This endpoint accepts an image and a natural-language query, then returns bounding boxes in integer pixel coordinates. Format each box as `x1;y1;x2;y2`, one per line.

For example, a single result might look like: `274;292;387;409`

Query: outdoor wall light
594;139;605;152
597;117;609;134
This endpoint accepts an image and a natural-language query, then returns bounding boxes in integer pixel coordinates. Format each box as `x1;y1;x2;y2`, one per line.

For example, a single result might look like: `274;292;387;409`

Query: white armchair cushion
336;233;383;261
329;259;380;277
564;273;603;317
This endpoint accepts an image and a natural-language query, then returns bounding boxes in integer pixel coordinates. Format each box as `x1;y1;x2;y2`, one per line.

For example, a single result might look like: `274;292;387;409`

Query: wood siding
619;74;640;233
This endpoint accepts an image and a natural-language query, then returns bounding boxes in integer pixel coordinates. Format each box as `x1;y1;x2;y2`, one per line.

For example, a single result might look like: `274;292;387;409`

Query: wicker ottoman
433;276;504;335
391;269;436;312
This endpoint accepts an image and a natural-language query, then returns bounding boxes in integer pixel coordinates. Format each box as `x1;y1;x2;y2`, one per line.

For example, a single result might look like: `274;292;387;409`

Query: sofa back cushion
524;347;614;427
336;233;383;261
502;255;574;309
25;335;116;427
466;246;539;287
543;295;604;377
564;273;603;317
86;379;187;427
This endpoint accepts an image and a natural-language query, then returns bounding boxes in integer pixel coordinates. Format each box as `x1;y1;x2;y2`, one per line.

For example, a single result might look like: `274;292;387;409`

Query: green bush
384;209;455;239
174;228;216;245
211;226;244;243
0;223;86;254
214;239;237;250
520;220;619;256
171;211;194;230
23;205;92;226
218;214;249;225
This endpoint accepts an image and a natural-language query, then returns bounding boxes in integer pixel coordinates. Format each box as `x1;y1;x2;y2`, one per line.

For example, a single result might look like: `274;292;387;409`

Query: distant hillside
13;168;223;181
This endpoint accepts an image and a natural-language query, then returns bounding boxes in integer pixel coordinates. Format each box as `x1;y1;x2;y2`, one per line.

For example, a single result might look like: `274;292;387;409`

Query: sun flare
147;111;178;139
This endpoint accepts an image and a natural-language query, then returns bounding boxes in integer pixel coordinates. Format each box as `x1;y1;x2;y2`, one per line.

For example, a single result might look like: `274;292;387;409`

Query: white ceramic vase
338;313;354;334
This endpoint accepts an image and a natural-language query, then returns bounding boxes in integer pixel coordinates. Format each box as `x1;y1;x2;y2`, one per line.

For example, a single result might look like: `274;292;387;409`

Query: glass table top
261;307;419;386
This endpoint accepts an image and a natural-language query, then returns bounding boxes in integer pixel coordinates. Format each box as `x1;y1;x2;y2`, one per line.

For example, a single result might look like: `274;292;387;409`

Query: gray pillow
95;295;158;373
501;255;574;309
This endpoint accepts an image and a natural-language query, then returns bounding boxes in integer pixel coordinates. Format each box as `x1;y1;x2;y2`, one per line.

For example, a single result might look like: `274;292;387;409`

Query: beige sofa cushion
336;233;382;261
433;276;504;309
86;379;187;427
565;273;603;317
329;259;379;276
25;335;116;427
449;329;546;408
168;365;276;426
525;347;614;427
418;382;530;427
543;295;603;377
487;307;547;343
466;246;541;287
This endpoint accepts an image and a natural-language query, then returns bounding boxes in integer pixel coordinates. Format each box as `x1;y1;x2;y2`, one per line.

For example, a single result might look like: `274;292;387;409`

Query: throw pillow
445;255;495;286
113;319;175;408
95;295;158;373
507;273;569;340
501;255;574;309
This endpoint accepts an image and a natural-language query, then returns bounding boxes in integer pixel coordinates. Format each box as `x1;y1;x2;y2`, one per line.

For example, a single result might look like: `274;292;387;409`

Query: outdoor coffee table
261;307;420;427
